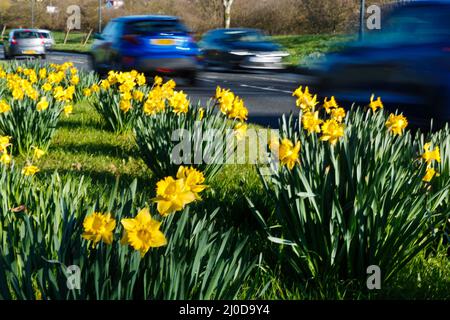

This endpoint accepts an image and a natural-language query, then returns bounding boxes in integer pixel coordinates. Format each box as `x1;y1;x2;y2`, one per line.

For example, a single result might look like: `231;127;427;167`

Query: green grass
51;31;92;53
273;34;355;67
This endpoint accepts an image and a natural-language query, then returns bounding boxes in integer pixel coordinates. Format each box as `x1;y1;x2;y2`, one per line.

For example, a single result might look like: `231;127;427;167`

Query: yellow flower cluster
269;137;301;170
0;136;12;165
1;63;79;117
82;166;207;256
294;86;345;145
154;166;207;216
99;70;147;113
143;77;177;115
421;142;441;182
385;113;408;136
82;208;166;257
215;86;249;122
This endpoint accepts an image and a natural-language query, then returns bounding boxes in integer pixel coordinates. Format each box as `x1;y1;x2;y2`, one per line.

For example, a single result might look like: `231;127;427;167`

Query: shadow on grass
39;167;155;195
57;120;108;132
50;141;137;158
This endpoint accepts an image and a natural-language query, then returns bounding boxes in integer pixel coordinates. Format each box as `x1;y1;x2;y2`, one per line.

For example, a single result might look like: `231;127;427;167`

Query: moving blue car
315;0;450;129
90;15;200;84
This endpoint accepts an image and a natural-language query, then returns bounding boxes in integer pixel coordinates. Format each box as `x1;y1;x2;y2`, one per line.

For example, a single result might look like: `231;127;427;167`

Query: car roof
36;29;51;33
207;28;260;34
397;0;450;7
10;29;41;33
112;15;179;23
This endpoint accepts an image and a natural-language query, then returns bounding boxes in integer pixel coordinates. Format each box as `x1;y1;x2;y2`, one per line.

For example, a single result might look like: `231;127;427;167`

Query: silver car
37;29;55;50
3;29;46;59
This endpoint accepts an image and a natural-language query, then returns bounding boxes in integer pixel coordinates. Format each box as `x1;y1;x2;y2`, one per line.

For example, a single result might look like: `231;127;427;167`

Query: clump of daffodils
294;86;346;145
154;166;207;216
215;86;249;122
0;135;12;165
421;142;441;183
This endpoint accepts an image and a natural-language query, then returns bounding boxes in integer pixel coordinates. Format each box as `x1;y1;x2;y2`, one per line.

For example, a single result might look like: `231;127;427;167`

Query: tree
223;0;234;29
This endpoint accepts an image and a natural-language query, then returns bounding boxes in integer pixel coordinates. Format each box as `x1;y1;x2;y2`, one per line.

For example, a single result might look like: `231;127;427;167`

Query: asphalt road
0;48;317;128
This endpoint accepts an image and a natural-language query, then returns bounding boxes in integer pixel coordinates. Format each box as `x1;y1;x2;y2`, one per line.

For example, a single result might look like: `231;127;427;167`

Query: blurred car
315;0;450;129
3;29;46;59
199;28;289;70
90;15;200;84
37;29;55;50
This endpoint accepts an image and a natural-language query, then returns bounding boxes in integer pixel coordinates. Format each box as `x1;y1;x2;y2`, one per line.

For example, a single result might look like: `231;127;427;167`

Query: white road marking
239;84;292;94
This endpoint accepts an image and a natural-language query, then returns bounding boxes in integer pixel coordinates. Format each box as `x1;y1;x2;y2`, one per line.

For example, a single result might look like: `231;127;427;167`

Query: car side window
102;22;116;39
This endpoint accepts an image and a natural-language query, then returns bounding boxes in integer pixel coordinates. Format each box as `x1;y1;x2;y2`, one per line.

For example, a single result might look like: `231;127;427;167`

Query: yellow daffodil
0;153;11;165
302;111;323;134
64;105;73;116
153;176;196;216
422;143;441;165
234;122;248;141
32;146;45;160
0;136;11;152
83;88;92;97
119;100;132;113
82;212;116;247
42;83;52;92
22;165;40;176
272;138;301;170
133;90;144;102
198;107;205;120
169;90;189;114
154;76;163;86
293;86;318;112
120;208;167;257
331;107;346;123
369;94;384;112
320;119;345;145
176;166;207;199
36;97;49;111
39;68;47;79
386;114;408;136
0;100;11;113
423;167;439;183
70;75;79;85
323;96;339;113
228;97;248;121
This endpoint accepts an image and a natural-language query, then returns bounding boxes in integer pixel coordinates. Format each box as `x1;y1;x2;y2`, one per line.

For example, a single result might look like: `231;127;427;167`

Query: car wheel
40;54;46;60
3;50;9;60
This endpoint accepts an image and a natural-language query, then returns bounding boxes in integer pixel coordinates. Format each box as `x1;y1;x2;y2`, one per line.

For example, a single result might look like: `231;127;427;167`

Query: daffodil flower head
120;208;167;257
82;212;116;247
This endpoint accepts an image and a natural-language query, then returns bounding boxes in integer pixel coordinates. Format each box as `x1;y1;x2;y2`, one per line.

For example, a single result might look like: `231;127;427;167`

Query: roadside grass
273;34;355;67
51;30;92;53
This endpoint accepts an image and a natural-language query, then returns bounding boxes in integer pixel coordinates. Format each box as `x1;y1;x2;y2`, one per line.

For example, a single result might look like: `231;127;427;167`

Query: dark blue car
199;28;289;70
316;0;450;129
91;15;200;84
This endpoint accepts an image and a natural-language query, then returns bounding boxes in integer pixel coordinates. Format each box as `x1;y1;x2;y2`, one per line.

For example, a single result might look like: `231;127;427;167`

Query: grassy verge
273;34;355;67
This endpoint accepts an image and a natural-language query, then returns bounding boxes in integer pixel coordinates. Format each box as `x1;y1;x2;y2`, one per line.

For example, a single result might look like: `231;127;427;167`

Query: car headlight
230;50;253;56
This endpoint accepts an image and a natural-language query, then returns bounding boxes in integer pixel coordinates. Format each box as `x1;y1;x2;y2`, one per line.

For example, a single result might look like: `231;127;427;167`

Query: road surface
0;48;317;127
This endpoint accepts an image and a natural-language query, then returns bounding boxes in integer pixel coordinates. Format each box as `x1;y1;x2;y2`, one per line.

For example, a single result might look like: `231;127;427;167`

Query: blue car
315;0;450;129
90;15;200;84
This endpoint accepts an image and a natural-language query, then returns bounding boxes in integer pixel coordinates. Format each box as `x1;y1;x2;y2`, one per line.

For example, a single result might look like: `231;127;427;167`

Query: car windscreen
39;33;51;39
366;5;450;45
223;30;267;43
125;20;189;35
14;31;40;39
